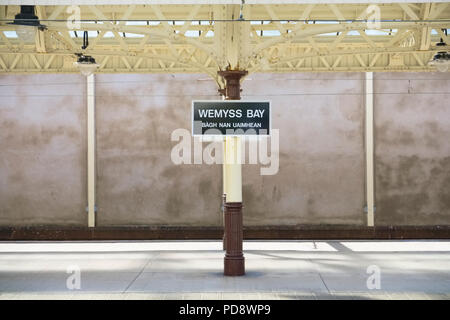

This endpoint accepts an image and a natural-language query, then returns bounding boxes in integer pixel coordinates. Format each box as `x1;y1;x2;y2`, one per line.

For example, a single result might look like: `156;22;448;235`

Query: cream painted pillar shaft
87;74;96;227
223;138;227;195
225;136;242;203
222;93;228;196
365;72;375;227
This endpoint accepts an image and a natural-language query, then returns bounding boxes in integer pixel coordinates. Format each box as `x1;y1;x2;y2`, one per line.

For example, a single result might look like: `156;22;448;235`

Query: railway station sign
192;100;271;136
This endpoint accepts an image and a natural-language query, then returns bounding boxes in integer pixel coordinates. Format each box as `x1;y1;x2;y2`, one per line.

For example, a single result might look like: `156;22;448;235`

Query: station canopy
0;0;449;81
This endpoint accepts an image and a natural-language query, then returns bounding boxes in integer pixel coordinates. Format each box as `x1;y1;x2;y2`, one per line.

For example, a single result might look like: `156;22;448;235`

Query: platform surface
0;240;449;300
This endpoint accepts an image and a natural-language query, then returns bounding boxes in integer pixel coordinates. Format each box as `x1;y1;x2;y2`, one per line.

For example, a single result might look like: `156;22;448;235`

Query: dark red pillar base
224;255;245;276
224;202;245;276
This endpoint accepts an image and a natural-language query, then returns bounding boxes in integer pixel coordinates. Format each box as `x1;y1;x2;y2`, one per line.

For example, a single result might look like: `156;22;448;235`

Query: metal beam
0;3;448;74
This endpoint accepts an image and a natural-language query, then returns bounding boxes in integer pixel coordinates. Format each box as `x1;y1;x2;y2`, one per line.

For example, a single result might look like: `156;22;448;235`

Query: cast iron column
218;69;247;276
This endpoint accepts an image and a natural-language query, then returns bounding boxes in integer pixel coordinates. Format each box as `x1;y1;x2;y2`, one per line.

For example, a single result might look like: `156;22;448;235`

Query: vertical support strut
87;74;96;228
218;69;247;276
365;72;375;227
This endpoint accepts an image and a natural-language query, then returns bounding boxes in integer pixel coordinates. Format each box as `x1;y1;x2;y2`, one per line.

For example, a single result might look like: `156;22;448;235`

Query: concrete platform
0;240;449;300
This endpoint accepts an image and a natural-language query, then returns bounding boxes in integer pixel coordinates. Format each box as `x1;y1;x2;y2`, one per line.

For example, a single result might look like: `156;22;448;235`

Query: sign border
191;100;272;137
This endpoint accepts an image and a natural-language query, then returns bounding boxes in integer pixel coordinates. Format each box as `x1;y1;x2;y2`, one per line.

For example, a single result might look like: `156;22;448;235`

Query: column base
224;255;245;276
223;201;245;276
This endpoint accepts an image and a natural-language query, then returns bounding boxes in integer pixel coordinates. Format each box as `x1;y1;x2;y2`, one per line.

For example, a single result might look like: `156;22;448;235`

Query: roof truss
0;3;449;81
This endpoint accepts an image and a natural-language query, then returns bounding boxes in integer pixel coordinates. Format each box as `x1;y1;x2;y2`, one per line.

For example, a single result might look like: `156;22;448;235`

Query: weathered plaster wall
241;73;365;225
0;72;448;227
95;74;223;226
374;72;450;225
95;73;365;226
0;74;87;226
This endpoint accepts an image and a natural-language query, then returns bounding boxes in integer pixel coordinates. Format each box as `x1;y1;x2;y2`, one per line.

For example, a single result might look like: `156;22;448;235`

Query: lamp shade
429;51;450;72
74;55;99;77
8;6;44;42
74;61;99;77
15;25;36;42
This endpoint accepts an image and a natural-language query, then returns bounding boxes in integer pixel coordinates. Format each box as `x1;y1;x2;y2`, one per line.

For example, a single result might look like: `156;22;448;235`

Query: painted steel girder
0;3;449;76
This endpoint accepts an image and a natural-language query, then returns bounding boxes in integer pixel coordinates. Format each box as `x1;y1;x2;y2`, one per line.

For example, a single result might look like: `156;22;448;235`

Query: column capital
218;70;248;100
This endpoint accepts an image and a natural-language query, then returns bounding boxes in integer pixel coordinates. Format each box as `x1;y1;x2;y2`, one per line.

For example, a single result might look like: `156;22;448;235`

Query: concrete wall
374;72;450;225
241;73;365;225
0;74;87;226
95;74;222;226
0;72;449;227
94;73;365;226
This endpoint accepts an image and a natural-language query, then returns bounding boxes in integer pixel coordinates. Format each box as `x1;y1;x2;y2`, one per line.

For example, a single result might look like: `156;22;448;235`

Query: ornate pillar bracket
218;69;248;100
